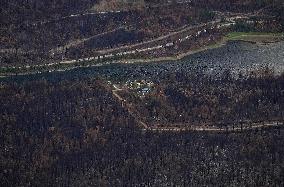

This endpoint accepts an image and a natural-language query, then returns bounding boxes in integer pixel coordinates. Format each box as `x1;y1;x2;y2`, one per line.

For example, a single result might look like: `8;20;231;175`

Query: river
1;41;284;83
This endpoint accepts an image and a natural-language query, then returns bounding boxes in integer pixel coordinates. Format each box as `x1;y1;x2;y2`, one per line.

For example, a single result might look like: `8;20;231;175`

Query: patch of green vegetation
224;32;284;44
226;32;284;40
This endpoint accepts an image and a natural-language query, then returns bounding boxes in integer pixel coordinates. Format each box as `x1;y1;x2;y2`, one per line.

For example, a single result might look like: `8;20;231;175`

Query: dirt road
112;86;283;133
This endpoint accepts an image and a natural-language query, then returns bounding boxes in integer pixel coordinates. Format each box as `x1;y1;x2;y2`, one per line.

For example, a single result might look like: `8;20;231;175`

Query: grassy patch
226;32;284;42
